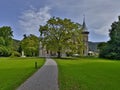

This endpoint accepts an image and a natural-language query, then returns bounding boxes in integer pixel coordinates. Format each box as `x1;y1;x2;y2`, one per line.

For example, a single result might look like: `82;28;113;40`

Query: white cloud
82;0;120;36
17;0;120;41
45;0;120;41
19;6;51;36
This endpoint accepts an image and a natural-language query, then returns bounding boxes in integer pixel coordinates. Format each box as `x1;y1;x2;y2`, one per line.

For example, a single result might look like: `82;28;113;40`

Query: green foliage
97;42;107;50
10;51;21;57
13;39;20;51
99;16;120;60
0;57;44;90
0;26;13;56
39;17;84;58
56;57;120;90
21;34;39;57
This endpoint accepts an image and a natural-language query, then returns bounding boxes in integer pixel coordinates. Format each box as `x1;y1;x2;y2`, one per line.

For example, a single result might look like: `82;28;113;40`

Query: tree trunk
57;51;61;58
57;47;62;58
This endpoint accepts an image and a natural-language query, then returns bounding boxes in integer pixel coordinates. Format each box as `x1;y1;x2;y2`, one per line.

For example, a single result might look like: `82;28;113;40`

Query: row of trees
99;16;120;60
0;26;40;57
0;17;84;57
1;16;120;59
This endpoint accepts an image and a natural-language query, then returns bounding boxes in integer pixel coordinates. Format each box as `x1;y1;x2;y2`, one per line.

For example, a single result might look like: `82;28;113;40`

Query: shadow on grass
53;56;99;60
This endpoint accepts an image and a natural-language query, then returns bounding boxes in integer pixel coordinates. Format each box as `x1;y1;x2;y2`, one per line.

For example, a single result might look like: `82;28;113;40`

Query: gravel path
17;58;59;90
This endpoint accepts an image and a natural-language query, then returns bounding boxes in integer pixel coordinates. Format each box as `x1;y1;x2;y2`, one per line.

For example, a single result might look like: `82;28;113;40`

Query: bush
10;51;21;57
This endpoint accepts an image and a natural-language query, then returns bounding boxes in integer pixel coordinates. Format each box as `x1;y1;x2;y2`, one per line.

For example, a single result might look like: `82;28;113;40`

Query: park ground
55;57;120;90
0;57;45;90
0;57;120;90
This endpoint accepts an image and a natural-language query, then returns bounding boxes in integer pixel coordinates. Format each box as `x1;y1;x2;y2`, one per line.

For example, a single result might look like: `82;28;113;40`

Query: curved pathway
17;58;59;90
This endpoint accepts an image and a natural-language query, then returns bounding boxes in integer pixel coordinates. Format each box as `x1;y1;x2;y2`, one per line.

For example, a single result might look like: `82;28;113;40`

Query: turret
82;16;89;56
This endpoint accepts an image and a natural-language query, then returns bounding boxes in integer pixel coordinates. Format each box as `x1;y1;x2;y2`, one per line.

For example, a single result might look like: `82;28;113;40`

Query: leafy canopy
0;26;13;56
21;34;39;56
39;17;84;58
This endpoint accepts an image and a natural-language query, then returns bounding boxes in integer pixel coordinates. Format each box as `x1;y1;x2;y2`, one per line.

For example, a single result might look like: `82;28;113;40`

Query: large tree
21;34;39;57
39;17;84;58
99;16;120;59
0;26;13;56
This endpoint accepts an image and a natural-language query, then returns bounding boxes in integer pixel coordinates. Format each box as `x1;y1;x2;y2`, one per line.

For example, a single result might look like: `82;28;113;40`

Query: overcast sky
0;0;120;42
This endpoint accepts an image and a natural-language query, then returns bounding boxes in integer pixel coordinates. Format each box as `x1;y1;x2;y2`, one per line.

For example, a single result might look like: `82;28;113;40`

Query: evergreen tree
99;16;120;59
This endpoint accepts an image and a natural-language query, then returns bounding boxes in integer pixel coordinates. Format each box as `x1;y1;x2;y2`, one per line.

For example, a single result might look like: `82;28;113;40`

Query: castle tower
82;16;89;56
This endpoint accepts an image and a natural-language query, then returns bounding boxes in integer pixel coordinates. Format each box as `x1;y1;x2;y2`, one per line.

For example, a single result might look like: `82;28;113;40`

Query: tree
21;34;39;57
39;17;83;58
0;26;13;56
97;42;107;50
99;16;120;59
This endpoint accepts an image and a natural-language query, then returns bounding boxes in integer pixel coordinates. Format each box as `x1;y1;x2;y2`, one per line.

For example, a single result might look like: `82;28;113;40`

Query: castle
39;17;89;57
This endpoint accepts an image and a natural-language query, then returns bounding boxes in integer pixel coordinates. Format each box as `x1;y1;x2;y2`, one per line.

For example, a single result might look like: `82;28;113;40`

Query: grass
0;57;45;90
56;57;120;90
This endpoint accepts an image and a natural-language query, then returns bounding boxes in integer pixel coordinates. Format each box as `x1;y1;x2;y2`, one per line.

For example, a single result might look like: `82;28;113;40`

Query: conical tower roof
82;15;89;34
82;15;88;31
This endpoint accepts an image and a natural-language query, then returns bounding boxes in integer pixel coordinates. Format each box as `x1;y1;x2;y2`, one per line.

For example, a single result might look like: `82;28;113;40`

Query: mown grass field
0;57;45;90
56;57;120;90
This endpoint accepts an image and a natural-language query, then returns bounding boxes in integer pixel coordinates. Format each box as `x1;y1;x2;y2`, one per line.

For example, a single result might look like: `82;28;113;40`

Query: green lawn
56;57;120;90
0;57;45;90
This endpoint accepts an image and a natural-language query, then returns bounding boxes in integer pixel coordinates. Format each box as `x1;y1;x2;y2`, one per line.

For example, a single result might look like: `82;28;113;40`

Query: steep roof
82;15;88;32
